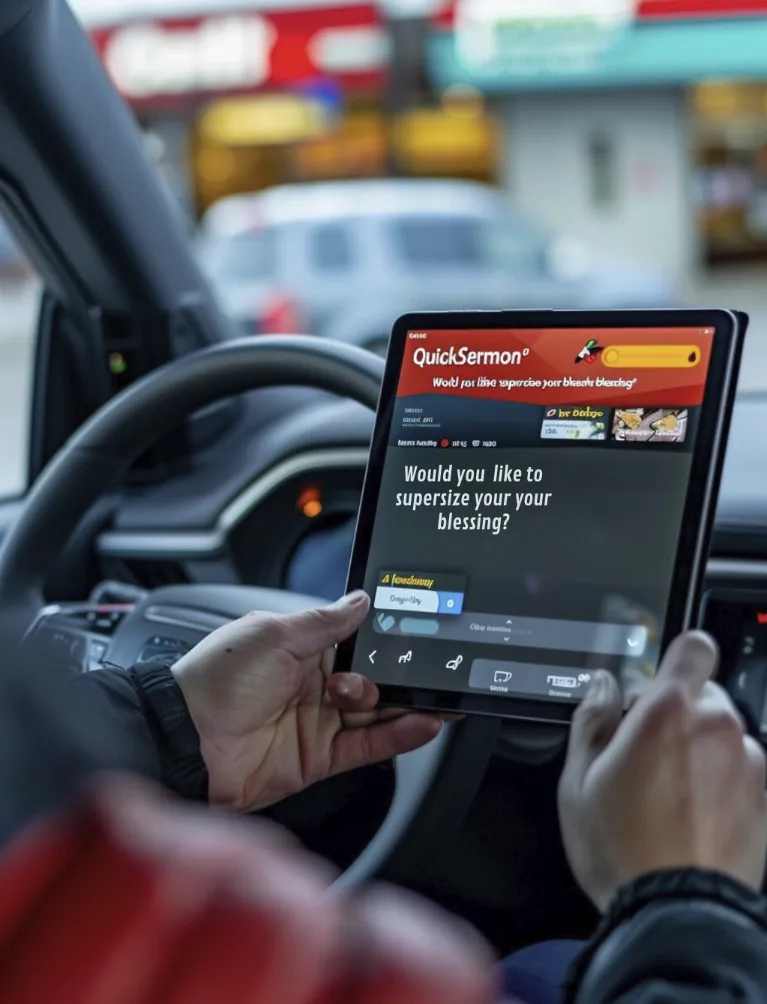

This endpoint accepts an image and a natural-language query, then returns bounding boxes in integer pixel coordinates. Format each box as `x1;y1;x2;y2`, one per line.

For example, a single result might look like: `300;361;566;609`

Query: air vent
123;560;189;590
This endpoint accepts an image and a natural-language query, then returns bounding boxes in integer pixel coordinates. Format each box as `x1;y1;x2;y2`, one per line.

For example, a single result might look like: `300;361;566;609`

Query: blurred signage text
103;17;274;98
90;5;389;105
436;0;767;26
454;0;637;74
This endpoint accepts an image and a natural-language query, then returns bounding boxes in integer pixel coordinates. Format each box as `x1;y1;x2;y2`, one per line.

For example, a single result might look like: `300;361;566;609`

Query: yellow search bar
601;345;701;369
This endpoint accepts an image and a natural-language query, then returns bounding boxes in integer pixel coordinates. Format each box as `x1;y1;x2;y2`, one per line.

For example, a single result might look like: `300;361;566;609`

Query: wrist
128;658;208;801
564;868;767;1001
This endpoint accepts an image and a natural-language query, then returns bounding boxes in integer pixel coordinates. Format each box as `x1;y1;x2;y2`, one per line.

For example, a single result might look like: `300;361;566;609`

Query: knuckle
752;756;767;794
296;607;333;640
309;607;334;632
656;683;688;715
643;684;690;733
746;737;767;782
706;707;743;739
696;697;745;745
247;613;286;647
572;699;603;732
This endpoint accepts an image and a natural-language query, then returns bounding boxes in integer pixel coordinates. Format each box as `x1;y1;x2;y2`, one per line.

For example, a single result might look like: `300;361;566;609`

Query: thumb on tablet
653;631;719;699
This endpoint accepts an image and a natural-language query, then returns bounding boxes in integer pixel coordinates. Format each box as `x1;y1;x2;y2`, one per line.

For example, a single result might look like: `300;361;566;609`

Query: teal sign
428;18;767;90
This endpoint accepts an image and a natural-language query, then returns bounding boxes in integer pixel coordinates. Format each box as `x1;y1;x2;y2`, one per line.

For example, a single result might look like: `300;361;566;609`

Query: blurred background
4;0;767;493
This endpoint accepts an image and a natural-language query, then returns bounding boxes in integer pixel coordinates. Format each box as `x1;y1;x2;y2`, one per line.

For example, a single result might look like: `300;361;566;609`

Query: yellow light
196;147;237;183
294;112;387;179
297;486;323;519
392;108;495;171
693;81;755;118
198;95;328;147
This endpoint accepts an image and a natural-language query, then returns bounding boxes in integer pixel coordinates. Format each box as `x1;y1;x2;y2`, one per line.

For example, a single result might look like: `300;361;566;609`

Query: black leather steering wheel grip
0;336;383;624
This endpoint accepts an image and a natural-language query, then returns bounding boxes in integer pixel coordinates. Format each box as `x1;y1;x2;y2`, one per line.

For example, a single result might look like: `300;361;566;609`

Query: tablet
336;309;745;723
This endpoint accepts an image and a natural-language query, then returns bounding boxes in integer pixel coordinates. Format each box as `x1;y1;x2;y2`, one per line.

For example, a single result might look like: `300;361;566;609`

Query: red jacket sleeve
0;776;501;1004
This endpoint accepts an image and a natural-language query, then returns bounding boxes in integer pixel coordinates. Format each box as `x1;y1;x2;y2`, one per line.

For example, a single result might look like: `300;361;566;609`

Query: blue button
437;592;464;615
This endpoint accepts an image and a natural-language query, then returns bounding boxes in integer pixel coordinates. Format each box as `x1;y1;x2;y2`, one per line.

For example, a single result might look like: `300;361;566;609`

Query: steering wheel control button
87;640;109;671
84;605;133;634
27;625;90;675
469;659;603;698
137;636;192;665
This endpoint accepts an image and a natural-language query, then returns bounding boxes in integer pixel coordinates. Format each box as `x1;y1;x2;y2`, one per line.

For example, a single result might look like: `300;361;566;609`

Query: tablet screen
349;323;717;708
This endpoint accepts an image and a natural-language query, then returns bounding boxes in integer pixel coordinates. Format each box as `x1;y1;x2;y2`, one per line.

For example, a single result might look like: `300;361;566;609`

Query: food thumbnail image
539;405;608;441
611;408;687;444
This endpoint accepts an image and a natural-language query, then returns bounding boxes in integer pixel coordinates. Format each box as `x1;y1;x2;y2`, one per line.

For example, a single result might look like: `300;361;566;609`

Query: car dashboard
66;386;767;741
95;391;372;600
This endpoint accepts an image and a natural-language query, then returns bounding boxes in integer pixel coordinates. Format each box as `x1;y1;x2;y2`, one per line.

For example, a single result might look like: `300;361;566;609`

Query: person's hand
171;592;445;812
0;776;500;1004
559;631;767;912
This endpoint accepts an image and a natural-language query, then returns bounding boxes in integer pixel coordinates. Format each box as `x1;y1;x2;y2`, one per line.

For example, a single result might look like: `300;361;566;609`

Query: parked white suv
197;179;677;353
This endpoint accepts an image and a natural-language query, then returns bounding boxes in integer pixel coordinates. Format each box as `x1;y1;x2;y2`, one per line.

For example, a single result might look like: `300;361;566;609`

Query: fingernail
345;590;368;607
337;674;363;699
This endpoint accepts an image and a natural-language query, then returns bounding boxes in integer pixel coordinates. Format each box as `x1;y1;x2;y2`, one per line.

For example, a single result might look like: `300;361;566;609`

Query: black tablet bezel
336;308;745;723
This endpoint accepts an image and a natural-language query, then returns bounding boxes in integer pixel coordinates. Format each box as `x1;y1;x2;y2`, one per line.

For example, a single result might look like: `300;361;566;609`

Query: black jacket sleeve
73;659;208;800
565;870;767;1004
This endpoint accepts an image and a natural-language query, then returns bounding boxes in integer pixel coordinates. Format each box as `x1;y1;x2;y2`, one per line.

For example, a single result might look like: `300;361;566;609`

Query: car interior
3;0;767;961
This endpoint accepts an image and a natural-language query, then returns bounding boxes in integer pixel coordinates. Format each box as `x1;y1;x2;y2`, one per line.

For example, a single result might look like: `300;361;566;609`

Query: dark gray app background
351;444;693;701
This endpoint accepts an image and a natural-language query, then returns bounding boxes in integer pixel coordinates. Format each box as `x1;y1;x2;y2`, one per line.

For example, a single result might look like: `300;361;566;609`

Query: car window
308;223;354;272
389;214;547;274
390;215;484;266
197;228;276;283
485;217;550;275
0;212;38;498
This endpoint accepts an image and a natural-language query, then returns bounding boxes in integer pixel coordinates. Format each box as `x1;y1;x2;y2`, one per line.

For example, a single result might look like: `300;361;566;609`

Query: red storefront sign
89;5;389;106
433;0;767;28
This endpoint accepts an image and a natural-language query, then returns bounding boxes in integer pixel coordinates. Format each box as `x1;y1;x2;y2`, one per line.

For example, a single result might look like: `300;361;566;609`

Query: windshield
75;4;767;388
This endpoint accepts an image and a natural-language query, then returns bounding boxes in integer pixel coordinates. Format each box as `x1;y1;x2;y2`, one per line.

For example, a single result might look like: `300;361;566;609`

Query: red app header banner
396;328;713;408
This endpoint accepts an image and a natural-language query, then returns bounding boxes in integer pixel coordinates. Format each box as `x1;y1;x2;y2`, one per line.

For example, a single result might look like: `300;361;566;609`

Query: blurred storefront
427;0;767;280
77;0;501;216
692;80;767;265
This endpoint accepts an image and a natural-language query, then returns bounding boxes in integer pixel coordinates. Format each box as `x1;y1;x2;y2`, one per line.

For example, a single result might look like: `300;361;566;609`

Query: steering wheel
0;335;498;888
